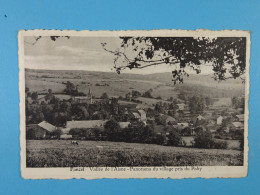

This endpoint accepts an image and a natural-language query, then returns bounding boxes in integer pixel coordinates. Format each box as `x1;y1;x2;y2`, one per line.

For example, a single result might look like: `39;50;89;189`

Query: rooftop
38;121;56;132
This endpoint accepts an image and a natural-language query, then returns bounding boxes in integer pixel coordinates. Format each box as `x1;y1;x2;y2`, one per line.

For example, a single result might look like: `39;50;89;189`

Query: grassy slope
25;68;244;99
26;140;243;167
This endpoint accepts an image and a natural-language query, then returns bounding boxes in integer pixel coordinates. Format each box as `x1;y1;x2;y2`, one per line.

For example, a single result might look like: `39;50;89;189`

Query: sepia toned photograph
18;30;249;179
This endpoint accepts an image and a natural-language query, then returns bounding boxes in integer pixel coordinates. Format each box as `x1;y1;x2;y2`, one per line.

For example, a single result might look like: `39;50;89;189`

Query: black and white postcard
18;30;250;179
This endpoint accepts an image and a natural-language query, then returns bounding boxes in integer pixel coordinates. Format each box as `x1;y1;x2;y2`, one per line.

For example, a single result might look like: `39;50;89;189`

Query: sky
24;36;214;75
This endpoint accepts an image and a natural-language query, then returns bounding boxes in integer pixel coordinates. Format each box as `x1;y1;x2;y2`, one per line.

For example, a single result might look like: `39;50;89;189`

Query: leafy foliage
167;130;182;146
102;37;246;83
194;130;228;149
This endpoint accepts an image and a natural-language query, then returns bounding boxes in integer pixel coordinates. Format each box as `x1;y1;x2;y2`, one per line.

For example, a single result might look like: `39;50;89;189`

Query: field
25;69;162;98
182;136;240;150
25;68;244;100
26;140;243;167
136;97;171;106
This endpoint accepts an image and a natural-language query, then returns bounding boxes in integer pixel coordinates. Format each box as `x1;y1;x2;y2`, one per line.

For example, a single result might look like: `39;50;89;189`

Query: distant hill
25;68;245;99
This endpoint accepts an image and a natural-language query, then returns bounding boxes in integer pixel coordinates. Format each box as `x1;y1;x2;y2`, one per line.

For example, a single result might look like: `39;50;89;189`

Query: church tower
88;89;92;104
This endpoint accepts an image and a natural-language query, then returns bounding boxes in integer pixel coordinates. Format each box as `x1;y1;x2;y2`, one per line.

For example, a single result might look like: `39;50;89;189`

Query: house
38;121;56;132
66;120;108;130
209;129;217;133
232;122;244;130
72;89;92;104
177;122;189;128
235;114;244;122
60;134;73;139
26;124;48;139
197;115;205;121
217;116;223;125
72;96;92;104
136;104;150;110
177;103;185;111
60;127;70;134
132;112;141;120
26;121;56;139
137;110;147;122
165;116;176;124
119;122;131;129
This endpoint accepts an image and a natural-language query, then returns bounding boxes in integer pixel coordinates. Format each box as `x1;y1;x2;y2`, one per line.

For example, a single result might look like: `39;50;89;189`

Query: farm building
66;120;108;130
26;124;48;139
26;121;56;139
38;121;56;132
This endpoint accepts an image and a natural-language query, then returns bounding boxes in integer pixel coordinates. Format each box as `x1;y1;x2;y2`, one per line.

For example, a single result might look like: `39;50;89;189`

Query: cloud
24;54;115;71
54;46;103;58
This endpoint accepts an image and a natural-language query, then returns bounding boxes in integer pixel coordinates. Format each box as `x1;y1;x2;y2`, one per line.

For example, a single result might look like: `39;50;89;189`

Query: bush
194;131;214;148
212;140;228;149
167;131;182;146
152;134;165;145
194;130;228;149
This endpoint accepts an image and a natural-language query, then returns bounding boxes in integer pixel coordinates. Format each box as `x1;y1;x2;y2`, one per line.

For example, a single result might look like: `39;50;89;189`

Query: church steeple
88;89;92;104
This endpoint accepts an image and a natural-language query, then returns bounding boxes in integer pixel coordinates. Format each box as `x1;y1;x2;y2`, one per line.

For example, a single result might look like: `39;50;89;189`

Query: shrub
167;130;182;146
212;140;228;149
152;134;165;145
194;130;228;149
194;130;214;148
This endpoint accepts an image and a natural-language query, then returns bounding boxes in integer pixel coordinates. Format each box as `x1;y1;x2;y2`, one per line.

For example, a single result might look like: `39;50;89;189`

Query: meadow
182;136;240;150
26;140;243;167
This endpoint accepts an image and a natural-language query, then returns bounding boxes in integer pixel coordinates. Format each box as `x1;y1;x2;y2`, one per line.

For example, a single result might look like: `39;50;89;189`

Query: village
25;79;245;149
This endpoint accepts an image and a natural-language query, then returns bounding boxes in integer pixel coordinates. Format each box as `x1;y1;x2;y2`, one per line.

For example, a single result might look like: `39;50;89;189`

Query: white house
118;122;131;129
137;109;147;122
232;122;244;130
177;103;185;111
197;115;205;121
177;122;189;128
66;120;108;130
60;134;73;139
217;116;223;125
